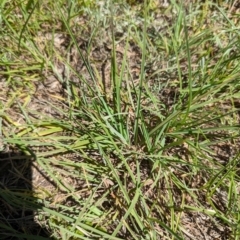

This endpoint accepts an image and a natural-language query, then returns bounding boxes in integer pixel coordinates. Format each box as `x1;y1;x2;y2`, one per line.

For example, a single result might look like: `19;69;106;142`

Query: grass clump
0;0;240;239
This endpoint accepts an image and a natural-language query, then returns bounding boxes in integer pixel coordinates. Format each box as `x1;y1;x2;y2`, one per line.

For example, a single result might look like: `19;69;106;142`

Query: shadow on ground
0;148;51;240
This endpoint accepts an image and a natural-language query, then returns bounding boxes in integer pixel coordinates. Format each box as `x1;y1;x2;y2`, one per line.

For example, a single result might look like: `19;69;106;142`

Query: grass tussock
0;0;240;239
